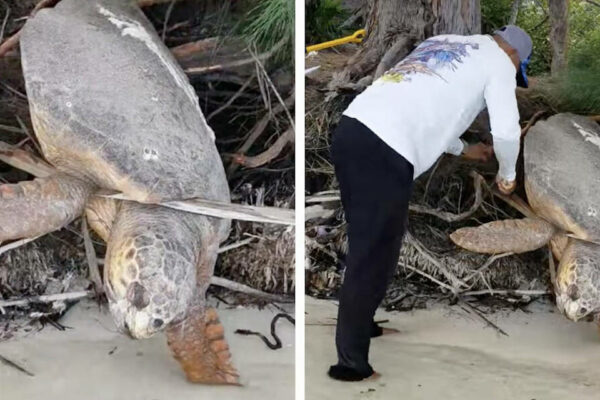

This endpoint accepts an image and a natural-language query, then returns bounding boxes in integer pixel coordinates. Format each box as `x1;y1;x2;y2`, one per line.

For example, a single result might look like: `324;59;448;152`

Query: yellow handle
306;29;366;53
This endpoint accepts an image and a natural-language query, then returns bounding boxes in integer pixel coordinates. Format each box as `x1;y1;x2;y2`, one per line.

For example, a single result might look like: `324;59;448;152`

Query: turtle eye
152;318;164;328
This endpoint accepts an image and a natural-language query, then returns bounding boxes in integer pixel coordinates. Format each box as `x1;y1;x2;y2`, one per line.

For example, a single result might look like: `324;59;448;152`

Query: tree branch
232;128;294;169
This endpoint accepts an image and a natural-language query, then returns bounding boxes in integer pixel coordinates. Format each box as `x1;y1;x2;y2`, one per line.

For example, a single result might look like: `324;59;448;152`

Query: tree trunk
548;0;568;76
509;0;521;25
338;0;481;86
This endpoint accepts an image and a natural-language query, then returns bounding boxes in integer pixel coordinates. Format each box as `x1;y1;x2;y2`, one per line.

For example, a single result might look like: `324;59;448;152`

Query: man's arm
484;62;521;186
446;138;494;162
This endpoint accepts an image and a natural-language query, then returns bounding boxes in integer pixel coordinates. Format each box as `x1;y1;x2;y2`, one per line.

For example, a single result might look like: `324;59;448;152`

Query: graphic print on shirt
379;39;479;84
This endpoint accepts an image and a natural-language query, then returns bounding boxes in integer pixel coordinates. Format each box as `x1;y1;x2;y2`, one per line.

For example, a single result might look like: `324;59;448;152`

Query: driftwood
306;171;485;224
409;171;485;222
81;217;103;295
305;204;336;221
233;128;294;168
210;277;292;303
0;237;39;257
227;93;295;175
0;291;92;308
461;289;549;297
207;75;254;121
183;37;287;75
217;237;256;254
462;252;514;284
521;111;546;136
170;37;219;60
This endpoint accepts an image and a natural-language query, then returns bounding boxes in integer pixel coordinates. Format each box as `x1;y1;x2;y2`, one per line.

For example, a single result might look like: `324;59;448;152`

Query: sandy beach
0;300;295;400
306;296;600;400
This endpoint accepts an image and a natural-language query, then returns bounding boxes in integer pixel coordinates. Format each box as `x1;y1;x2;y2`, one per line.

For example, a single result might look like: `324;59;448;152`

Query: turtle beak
561;299;588;322
556;293;580;321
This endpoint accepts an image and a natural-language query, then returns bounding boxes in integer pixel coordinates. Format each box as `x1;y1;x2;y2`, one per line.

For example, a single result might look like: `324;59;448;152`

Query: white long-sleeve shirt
343;34;521;181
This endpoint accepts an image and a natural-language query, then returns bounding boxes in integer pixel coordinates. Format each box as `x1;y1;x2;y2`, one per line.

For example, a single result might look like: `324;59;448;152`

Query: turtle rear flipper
167;307;240;385
0;173;94;242
450;218;556;254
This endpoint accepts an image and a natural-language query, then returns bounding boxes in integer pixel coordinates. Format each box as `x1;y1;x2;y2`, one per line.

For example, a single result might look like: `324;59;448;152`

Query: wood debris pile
306;49;552;311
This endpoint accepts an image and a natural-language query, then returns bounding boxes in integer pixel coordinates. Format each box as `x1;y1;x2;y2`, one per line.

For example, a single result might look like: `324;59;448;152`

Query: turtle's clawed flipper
85;197;119;242
450;218;556;254
0;173;94;242
167;307;240;385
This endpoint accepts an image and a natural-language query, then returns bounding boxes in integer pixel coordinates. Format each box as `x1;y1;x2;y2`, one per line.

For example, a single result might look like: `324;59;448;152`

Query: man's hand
462;143;493;162
496;175;516;195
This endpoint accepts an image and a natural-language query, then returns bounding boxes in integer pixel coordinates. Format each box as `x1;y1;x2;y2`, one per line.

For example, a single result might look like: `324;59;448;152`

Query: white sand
306;296;600;400
0;300;294;400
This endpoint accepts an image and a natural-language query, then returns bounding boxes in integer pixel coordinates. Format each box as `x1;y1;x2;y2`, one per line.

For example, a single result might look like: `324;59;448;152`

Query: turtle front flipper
0;173;94;242
167;306;240;385
450;218;556;254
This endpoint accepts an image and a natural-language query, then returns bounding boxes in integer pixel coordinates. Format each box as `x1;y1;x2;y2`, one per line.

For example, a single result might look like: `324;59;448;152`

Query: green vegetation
482;0;600;113
240;0;295;63
305;0;350;45
541;29;600;114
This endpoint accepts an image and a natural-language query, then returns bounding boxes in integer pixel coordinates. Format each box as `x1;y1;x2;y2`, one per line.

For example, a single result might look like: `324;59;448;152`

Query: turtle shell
524;113;600;241
20;0;229;204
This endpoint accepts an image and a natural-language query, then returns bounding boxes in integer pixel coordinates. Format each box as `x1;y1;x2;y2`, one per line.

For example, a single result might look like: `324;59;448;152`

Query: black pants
330;116;414;376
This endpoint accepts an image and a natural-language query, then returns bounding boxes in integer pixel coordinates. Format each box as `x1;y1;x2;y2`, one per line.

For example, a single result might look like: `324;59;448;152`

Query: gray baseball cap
494;25;533;88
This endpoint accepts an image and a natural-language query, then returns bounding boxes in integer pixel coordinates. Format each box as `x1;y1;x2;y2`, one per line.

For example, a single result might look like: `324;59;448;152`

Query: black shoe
327;364;374;382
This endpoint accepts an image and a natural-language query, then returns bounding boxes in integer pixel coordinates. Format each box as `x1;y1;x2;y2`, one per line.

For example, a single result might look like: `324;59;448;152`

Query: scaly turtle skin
0;0;238;384
451;113;600;323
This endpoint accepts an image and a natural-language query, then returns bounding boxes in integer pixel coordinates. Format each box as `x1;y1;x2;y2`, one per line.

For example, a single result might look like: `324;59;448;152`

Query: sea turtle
451;113;600;323
0;0;238;384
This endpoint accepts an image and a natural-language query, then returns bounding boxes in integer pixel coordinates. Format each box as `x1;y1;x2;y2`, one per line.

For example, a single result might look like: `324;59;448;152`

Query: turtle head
555;282;598;321
105;225;198;339
555;246;600;322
